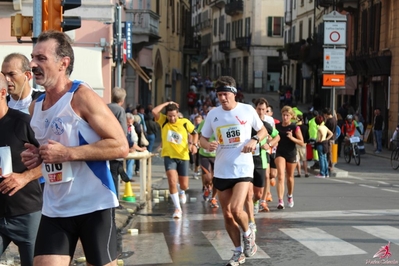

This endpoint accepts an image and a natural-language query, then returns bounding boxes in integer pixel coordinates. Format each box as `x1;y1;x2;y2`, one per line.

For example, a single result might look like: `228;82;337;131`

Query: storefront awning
337;76;357;95
127;58;152;90
0;45;104;95
201;56;211;66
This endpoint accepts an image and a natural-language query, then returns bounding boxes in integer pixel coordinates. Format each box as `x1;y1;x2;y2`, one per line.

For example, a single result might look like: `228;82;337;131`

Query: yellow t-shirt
156;113;195;160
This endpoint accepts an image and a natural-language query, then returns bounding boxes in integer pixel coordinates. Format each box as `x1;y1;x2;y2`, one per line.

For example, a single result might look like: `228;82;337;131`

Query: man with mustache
21;30;129;266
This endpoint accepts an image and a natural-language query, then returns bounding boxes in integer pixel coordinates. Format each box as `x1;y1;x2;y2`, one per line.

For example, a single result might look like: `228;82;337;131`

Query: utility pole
115;4;122;87
32;0;42;89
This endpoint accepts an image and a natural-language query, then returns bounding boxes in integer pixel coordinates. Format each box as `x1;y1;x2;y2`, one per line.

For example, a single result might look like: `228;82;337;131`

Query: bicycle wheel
344;144;351;163
391;149;399;170
353;145;361;166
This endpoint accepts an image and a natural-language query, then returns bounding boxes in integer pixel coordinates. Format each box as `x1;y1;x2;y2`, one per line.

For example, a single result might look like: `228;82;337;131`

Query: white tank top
31;80;118;217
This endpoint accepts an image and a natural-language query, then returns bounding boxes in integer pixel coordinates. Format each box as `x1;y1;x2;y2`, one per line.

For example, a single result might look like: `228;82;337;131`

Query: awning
127;58;152;90
336;76;357;95
201;56;211;66
0;45;105;95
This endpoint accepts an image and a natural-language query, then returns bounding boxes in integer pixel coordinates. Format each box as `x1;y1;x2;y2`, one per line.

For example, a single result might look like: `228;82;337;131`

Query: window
308;17;312;38
299;20;303;40
232;21;236;39
300;0;304;6
267;17;283;37
226;23;231;41
293;0;296;9
292;25;296;42
177;3;180;35
219;15;225;35
245;17;250;37
214;18;218;36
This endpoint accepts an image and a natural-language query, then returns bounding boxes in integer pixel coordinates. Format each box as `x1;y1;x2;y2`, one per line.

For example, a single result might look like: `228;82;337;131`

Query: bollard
332;143;338;164
122;182;136;202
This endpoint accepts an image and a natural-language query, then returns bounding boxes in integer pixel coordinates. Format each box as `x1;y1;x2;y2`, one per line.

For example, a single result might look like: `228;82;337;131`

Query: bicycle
390;140;399;170
343;136;361;165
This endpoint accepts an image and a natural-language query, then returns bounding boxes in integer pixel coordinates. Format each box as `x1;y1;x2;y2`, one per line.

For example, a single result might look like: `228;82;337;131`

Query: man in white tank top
21;31;129;266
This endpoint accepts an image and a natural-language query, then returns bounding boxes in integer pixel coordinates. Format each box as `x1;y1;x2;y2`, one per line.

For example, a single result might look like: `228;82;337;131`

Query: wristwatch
251;135;260;143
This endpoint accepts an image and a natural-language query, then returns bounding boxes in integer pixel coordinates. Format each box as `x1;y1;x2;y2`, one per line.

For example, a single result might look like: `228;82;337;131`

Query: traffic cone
122;182;136;202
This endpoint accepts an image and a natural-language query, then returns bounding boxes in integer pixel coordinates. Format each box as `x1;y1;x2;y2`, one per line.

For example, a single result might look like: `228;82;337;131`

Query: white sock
244;229;251;237
287;194;293;198
235;246;243;253
170;193;181;210
179;190;185;195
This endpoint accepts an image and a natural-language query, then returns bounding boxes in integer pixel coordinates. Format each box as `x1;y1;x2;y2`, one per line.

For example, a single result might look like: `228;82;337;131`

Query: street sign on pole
324;22;346;45
323;74;346;87
323;48;346;71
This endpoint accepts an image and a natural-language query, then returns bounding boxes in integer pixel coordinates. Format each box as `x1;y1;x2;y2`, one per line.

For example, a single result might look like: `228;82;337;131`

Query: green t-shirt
197;120;216;158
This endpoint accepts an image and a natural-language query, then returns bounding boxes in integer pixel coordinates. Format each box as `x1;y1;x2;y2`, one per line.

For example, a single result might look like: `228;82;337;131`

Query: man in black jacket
0;73;43;266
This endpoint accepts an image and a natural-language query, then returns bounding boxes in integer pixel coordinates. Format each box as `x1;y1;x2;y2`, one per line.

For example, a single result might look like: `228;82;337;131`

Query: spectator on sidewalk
315;115;334;178
322;108;337;172
295;115;309;177
107;87;129;197
373;107;384;153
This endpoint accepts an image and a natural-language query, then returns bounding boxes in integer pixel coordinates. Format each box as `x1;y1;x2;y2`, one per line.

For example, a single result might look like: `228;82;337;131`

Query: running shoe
259;200;269;212
203;188;210;201
179;193;187;204
172;209;182;219
315;174;326;178
270;178;276;187
277;199;285;209
249;222;257;233
287;196;294;208
193;171;201;180
266;192;273;202
210;198;219;208
253;200;259;214
226;250;245;266
243;230;257;257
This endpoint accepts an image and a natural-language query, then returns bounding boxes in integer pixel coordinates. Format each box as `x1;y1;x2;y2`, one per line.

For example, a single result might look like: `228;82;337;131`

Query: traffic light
42;0;81;32
11;13;33;37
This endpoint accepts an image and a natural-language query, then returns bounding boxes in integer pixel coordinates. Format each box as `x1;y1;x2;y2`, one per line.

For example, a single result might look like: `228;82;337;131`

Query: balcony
225;0;243;16
219;40;230;53
125;9;160;49
285;11;292;26
210;0;226;9
235;36;250;51
365;51;392;76
317;0;334;8
183;28;200;55
200;45;210;57
337;0;358;11
285;41;303;61
202;19;212;29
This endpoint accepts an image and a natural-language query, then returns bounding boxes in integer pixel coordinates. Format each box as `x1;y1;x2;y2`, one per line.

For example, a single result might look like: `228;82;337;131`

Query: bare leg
286;162;296;195
275;157;286;200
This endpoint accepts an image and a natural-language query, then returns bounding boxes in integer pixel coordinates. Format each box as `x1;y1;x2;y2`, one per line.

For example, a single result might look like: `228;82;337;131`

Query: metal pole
116;4;122;87
32;0;42;89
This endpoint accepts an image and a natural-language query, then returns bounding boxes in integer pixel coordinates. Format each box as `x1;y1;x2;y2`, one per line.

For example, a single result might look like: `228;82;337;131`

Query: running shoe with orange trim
270;178;276;187
259;200;269;212
266;192;273;202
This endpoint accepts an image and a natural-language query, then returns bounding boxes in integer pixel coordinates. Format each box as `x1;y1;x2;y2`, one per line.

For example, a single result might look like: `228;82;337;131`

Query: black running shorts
213;177;252;191
34;208;117;265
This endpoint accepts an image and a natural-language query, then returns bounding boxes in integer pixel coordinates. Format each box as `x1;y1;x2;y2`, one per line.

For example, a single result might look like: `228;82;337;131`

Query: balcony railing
225;0;243;16
235;36;251;50
210;0;226;9
218;40;230;53
125;9;160;43
285;11;292;26
317;0;334;8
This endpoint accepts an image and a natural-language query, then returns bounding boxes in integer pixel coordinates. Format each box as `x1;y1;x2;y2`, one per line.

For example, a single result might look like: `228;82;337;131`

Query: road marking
280;227;367;256
330;179;355;184
359;184;377;189
381;189;399;193
354;226;399;246
378;181;390;185
202;230;270;260
393;185;399;188
127;233;173;264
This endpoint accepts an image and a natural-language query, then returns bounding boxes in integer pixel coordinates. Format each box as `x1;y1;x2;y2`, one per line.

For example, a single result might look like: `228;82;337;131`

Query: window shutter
267;17;273;37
